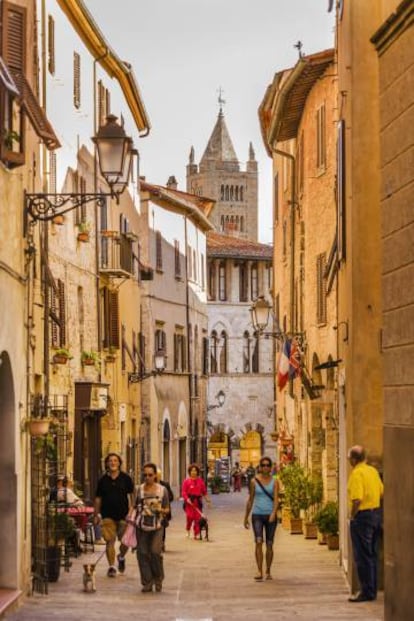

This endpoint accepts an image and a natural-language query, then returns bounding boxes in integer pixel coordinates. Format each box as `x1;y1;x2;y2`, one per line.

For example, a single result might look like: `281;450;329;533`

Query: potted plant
81;350;100;367
52;348;72;365
278;463;309;534
26;395;53;436
3;129;20;150
314;501;339;549
210;474;222;494
303;475;323;539
105;346;117;363
46;510;76;582
52;214;64;225
77;221;91;242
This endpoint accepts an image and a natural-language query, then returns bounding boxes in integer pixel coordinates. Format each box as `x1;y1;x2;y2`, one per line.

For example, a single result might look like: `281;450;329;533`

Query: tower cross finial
217;86;226;112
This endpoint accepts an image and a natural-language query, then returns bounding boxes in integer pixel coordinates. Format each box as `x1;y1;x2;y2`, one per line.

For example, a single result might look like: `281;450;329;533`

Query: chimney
166;175;178;190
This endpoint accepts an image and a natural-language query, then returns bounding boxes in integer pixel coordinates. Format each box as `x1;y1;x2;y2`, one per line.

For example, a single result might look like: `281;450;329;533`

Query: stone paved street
5;492;384;621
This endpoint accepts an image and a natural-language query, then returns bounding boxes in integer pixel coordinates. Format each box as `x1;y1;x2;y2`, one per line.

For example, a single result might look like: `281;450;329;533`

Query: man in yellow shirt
347;445;384;603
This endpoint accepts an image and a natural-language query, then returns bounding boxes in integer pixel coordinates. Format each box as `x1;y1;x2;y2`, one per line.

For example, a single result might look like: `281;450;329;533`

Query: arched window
252;334;259;373
240;186;244;201
220;215;224;231
220;185;225;200
230;186;234;201
240;216;244;232
236;215;240;231
243;331;250;373
251;263;258;300
220;330;228;373
207;261;216;300
225;185;229;201
219;261;226;301
210;330;218;373
235;186;239;201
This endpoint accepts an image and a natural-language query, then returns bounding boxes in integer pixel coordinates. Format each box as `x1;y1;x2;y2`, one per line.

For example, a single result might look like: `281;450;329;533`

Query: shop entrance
239;430;262;468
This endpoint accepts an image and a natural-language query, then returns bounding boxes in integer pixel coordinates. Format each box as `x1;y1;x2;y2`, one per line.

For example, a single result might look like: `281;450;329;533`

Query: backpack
137;484;163;531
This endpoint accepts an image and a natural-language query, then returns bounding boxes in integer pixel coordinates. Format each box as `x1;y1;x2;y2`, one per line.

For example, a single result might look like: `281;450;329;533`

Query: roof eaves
56;0;150;135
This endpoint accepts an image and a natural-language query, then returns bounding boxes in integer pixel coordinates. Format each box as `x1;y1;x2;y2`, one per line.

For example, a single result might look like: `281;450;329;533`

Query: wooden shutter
182;335;187;372
155;231;162;270
73;51;80;109
109;291;119;347
337;120;346;261
50;285;58;347
316;253;327;325
2;2;26;71
48;15;55;75
173;334;178;371
58;279;66;346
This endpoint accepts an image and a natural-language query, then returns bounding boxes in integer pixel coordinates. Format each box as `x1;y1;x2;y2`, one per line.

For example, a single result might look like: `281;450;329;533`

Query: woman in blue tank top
244;457;279;581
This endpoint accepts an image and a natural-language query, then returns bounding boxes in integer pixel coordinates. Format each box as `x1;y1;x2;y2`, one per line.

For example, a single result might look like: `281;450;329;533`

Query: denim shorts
252;514;277;544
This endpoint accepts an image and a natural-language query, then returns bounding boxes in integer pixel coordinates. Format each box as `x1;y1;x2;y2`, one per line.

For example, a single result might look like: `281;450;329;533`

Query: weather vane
217;86;226;112
294;40;304;59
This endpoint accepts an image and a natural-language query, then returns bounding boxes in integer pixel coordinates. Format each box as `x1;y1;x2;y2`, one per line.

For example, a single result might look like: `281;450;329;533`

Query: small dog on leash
198;516;209;541
82;563;97;593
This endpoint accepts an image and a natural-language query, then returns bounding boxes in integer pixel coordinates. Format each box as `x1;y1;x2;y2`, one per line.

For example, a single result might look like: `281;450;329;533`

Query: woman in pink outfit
181;464;209;538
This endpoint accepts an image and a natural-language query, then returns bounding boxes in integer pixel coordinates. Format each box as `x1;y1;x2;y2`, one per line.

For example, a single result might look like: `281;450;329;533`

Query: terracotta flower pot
27;419;51;436
52;215;64;225
304;522;318;539
289;517;303;535
82;358;95;366
77;232;89;242
53;354;68;365
327;534;339;550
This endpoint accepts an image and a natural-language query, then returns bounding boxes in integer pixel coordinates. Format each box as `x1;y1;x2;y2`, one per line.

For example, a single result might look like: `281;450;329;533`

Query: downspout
41;0;49;401
184;216;194;463
93;50;109;380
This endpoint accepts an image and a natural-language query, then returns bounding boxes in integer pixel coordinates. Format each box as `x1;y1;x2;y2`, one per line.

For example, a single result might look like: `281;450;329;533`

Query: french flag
289;338;301;380
277;339;291;390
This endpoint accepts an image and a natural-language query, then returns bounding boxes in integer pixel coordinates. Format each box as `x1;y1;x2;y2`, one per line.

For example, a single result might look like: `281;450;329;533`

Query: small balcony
99;233;137;279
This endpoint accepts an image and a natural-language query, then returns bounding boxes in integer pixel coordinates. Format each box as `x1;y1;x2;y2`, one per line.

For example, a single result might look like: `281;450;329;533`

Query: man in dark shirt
94;453;134;577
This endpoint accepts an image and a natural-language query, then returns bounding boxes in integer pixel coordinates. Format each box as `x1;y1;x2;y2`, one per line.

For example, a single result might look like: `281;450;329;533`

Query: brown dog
82;563;96;593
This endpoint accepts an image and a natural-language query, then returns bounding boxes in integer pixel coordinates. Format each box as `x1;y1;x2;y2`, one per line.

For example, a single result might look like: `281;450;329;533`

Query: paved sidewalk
5;491;383;620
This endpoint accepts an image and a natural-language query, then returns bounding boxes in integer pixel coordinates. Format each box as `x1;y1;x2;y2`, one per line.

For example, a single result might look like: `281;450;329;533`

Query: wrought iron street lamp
128;350;166;384
207;390;225;411
250;296;285;341
24;115;134;233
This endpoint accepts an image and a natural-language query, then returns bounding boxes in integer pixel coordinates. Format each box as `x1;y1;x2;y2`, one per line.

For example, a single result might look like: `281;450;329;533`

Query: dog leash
92;550;107;566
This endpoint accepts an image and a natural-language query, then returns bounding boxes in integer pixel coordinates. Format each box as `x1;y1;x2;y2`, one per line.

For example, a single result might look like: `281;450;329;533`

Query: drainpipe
93;51;109;380
184;216;194;463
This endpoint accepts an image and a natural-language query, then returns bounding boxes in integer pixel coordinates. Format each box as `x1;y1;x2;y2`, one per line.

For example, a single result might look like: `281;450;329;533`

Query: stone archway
0;351;17;588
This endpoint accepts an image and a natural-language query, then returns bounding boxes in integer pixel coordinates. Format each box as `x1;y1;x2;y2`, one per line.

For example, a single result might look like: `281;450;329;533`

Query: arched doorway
239;430;262;468
0;351;17;588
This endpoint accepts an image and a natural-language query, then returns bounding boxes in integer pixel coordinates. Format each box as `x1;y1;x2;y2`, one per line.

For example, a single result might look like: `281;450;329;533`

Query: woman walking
135;462;170;592
244;456;279;581
181;463;209;539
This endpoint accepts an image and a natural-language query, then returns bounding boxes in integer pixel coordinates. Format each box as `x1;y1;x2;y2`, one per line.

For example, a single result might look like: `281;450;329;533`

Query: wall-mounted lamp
250;296;304;346
207;390;225;412
24;115;134;235
333;321;349;342
128;351;166;384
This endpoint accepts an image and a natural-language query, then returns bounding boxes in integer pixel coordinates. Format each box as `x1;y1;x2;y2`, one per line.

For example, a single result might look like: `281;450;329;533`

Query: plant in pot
210;474;222;494
46;510;76;582
52;347;72;365
278;463;309;534
303;475;323;539
81;350;100;368
77;221;91;242
314;501;339;549
27;395;52;436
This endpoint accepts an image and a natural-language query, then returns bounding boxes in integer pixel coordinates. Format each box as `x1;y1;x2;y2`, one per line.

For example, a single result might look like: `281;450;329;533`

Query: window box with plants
52;348;72;365
77;221;91;242
81;350;100;368
314;501;339;550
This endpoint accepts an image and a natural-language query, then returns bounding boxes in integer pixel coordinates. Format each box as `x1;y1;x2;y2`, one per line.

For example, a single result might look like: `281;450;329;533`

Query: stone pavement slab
4;491;383;620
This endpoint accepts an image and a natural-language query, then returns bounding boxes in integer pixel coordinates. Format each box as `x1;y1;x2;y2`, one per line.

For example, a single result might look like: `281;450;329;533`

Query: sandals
265;573;273;580
254;574;263;581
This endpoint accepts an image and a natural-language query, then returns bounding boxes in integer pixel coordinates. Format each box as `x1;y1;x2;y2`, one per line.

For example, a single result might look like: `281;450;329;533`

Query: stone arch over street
0;350;17;589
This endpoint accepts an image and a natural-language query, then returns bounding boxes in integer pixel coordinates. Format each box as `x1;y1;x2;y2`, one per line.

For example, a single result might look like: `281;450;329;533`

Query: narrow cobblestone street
5;492;383;621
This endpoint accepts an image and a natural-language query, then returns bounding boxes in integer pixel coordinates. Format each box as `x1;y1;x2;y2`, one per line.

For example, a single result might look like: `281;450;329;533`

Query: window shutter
182;335;187;371
155;231;163;270
316;253;327;325
337;119;346;261
174;334;178;371
109;291;119;348
50;286;58;347
48;15;55;75
73;51;81;109
2;2;26;71
58;279;66;346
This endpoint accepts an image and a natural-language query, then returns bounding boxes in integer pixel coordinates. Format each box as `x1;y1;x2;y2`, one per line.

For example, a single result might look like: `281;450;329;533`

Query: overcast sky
83;0;335;243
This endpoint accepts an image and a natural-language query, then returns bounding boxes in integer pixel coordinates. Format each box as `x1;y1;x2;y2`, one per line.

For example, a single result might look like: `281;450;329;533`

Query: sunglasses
261;463;271;467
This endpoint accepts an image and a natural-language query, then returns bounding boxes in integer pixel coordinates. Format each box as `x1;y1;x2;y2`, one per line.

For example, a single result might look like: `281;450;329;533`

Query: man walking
94;453;134;577
347;445;383;602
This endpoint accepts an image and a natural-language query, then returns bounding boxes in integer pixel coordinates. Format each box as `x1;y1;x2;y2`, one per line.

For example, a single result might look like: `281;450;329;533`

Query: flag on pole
289;338;302;379
277;339;291;390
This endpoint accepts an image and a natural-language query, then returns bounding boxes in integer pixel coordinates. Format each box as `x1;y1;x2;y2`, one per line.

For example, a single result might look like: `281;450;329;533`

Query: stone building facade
371;1;414;618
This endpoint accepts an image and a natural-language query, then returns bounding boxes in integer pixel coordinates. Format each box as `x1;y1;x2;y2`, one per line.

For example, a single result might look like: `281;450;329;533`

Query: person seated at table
56;476;84;506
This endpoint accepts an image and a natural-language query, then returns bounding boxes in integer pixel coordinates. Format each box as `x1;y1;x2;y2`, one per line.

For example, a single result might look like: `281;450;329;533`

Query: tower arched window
235;186;239;201
236;215;239;231
219;330;228;374
210;330;218;374
240;216;244;232
221;185;225;200
225;185;229;201
230;186;234;201
243;331;251;373
240;186;244;201
220;215;224;232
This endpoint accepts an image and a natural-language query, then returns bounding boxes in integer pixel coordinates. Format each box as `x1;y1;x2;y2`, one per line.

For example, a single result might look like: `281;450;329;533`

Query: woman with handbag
135;462;170;592
244;457;279;581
